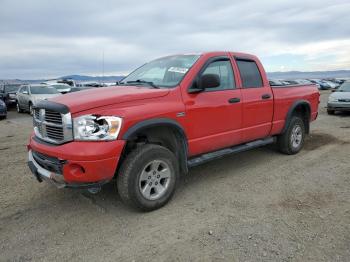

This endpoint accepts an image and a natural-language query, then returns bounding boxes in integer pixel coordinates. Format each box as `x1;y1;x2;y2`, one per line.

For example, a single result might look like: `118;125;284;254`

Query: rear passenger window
201;60;235;91
236;59;263;88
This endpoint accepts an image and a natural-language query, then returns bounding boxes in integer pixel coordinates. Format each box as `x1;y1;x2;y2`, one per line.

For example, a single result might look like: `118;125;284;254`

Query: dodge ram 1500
27;52;320;211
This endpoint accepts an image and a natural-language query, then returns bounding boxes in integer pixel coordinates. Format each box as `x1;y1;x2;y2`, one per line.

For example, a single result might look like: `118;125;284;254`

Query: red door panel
241;87;273;142
184;89;242;156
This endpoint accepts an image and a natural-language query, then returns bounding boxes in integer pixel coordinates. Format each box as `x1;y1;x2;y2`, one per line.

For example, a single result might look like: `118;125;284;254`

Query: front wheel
117;144;179;211
277;116;305;155
29;103;33;115
16;103;23;113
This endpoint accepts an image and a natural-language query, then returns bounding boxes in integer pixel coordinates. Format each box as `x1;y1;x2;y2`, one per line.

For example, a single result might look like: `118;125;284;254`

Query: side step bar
187;137;275;168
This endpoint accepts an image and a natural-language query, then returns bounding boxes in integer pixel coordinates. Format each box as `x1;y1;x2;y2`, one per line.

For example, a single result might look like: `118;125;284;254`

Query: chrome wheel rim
16;103;20;112
291;125;302;148
29;104;33;115
139;160;171;201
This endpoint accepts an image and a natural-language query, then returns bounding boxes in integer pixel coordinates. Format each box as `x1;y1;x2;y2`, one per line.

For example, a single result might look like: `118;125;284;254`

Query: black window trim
234;56;264;89
189;56;236;93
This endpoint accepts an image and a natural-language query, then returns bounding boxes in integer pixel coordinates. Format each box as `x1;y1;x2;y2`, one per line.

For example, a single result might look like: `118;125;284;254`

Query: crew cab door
234;57;273;142
182;56;243;156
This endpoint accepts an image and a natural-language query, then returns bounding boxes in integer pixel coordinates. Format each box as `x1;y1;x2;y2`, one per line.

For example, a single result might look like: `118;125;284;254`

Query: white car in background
46;83;71;93
16;84;61;115
327;81;350;114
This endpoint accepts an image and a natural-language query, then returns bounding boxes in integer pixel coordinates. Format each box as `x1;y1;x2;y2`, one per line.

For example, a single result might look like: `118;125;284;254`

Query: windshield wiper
126;79;159;89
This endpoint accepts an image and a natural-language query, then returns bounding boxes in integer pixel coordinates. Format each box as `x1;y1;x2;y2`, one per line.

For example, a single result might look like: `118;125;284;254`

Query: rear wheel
117;144;178;211
277;116;305;155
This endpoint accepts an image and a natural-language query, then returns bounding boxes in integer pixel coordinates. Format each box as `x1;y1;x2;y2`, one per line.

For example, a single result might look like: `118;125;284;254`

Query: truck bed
270;84;320;135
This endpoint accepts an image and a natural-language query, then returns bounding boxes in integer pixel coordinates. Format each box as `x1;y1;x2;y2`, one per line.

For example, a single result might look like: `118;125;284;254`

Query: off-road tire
117;144;179;211
277;116;305;155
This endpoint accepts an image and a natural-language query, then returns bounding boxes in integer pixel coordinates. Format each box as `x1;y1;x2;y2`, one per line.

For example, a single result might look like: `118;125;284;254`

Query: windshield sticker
168;67;188;74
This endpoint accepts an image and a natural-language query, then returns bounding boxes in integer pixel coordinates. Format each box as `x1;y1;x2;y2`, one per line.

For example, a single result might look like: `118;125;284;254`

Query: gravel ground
0;91;349;262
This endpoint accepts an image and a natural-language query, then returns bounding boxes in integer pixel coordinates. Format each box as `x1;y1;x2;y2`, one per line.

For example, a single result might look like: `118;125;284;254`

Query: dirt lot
0;91;349;262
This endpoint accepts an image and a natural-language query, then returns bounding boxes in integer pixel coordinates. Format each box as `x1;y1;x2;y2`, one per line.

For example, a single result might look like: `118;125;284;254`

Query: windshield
30;86;59;94
339;82;350;92
120;55;200;88
50;84;70;90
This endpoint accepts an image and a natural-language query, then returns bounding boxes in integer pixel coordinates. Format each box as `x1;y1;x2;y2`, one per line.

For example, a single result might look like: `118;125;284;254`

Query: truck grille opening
33;108;72;144
32;150;64;174
45;110;63;124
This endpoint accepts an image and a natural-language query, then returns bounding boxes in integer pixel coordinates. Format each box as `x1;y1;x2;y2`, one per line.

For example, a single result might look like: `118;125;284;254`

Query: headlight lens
328;96;338;102
73;115;122;141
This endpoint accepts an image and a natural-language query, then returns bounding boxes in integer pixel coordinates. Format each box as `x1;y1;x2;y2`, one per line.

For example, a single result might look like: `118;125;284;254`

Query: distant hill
267;70;350;80
1;70;350;84
59;75;124;82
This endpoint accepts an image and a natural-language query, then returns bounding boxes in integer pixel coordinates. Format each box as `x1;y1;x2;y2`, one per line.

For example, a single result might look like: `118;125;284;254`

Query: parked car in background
283;80;299;85
268;79;286;86
0;84;21;106
45;79;77;87
327;81;350;115
67;86;96;93
77;82;105;88
294;79;313;85
322;80;337;89
16;84;61;115
309;79;332;90
46;83;71;94
0;98;7;120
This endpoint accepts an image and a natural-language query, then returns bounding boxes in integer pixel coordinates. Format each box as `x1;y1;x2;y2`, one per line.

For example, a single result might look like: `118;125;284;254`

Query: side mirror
199;74;220;89
188;73;221;94
23;91;28;94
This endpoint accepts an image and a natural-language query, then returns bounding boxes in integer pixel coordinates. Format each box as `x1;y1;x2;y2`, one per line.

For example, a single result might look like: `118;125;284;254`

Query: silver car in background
16;84;61;115
327;81;350;115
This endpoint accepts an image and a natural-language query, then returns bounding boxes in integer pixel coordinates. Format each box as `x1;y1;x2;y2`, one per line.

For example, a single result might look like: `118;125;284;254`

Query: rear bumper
27;135;126;187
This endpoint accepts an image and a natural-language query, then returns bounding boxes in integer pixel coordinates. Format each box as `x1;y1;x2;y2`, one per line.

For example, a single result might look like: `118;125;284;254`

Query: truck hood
50;86;170;113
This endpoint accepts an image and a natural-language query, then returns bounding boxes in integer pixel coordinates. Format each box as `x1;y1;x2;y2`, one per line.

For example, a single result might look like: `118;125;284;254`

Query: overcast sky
0;0;349;79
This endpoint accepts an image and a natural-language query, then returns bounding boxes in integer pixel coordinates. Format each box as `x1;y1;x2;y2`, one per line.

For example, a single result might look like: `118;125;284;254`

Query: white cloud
0;0;349;78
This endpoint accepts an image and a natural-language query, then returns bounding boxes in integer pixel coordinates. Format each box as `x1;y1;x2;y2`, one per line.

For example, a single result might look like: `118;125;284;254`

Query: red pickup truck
27;52;319;211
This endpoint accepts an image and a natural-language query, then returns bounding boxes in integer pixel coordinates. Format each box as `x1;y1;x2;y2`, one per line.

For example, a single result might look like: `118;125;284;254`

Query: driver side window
201;60;235;91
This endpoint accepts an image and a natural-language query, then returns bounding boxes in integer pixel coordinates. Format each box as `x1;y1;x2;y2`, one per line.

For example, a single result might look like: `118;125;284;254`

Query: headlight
73;115;122;141
328;96;338;102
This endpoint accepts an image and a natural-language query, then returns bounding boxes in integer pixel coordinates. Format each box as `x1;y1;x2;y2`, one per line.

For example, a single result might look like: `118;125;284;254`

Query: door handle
262;94;271;99
228;97;240;104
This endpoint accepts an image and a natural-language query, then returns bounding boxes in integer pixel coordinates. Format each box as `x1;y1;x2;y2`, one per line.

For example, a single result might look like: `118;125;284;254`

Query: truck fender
282;100;311;134
122;118;189;174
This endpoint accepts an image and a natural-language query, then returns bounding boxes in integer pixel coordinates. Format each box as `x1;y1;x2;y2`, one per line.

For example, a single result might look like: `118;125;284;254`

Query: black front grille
45;110;63;124
32;150;64;174
339;99;350;103
46;125;64;140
